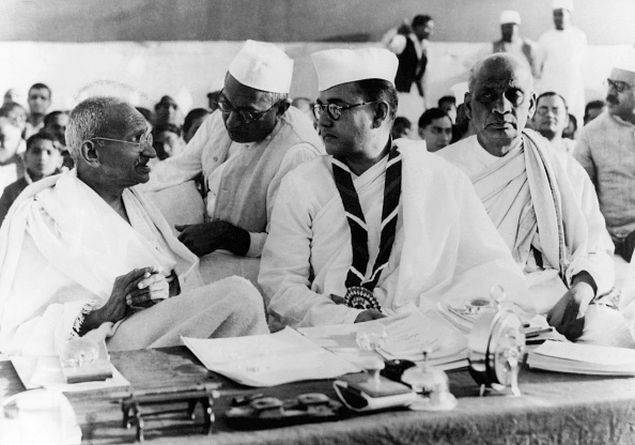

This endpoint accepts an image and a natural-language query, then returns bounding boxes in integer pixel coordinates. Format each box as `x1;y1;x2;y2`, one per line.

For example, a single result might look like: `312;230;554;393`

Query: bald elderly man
0;97;268;356
439;54;630;345
142;41;323;285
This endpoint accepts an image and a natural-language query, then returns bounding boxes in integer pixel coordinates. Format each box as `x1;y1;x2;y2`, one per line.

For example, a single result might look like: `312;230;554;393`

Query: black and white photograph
0;0;634;443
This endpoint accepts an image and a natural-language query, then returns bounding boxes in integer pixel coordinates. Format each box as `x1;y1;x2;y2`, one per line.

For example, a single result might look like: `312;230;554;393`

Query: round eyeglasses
606;78;633;94
89;132;153;150
313;101;377;121
217;94;277;123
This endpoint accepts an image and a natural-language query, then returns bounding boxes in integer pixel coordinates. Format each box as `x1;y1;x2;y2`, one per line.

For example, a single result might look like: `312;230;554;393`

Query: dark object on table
116;383;221;442
381;359;417;382
225;392;342;429
333;372;415;412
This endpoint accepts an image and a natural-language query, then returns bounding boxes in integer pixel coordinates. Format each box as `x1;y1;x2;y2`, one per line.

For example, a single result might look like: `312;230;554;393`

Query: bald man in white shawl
439;54;634;346
0;97;267;357
259;48;528;328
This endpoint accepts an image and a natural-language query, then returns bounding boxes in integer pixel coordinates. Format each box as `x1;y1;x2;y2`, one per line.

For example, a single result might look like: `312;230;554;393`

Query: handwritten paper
182;328;360;387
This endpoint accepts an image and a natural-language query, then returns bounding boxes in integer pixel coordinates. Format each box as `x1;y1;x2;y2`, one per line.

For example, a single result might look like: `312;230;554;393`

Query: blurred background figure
3;89;24;107
563;113;578;139
182;108;210;143
135;106;155;129
391;116;412;139
492;10;540;78
26;83;52;137
0;116;25;193
42;111;68;147
418;107;452;152
437;95;457;123
0;131;63;225
291;97;315;125
532;91;575;154
584;99;605;125
207;90;221;112
385;14;434;124
538;0;587;124
152;123;184;161
42;110;72;168
0;101;27;138
154;95;184;129
451;103;473;143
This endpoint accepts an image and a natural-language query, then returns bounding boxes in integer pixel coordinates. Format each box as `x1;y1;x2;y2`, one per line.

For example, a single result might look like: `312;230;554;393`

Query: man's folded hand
175;221;250;257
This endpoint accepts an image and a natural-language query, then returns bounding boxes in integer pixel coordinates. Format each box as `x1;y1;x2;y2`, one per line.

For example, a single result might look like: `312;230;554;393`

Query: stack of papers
11;356;129;392
437;301;561;343
527;340;635;376
299;310;469;371
182;327;360;387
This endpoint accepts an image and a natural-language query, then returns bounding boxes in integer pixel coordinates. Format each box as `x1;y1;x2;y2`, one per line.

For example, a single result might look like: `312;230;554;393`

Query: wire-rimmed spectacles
313;101;377;121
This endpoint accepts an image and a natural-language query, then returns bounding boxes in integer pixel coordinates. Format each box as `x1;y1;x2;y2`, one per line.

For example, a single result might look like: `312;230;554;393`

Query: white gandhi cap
311;47;398;92
228;40;294;94
610;67;635;85
500;10;521;25
552;0;574;11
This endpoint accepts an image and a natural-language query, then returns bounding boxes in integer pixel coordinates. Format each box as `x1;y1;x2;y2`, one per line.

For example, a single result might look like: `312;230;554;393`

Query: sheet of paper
299;310;468;368
532;340;635;366
182;327;360;387
11;356;130;392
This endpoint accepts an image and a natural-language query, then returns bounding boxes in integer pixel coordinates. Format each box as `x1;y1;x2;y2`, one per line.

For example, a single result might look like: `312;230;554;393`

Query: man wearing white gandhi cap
538;0;587;123
492;10;540;78
576;66;635;262
142;40;323;285
259;47;529;327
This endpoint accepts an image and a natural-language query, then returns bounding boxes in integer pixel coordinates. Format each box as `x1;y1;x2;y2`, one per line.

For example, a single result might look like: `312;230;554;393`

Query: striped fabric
331;145;402;306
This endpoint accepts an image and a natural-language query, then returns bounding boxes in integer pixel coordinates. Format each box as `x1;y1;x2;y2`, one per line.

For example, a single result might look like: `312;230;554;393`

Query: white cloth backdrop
0;41;632;113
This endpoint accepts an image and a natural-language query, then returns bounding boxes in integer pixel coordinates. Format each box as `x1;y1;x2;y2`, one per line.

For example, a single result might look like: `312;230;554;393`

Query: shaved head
466;53;536;156
468;53;533;94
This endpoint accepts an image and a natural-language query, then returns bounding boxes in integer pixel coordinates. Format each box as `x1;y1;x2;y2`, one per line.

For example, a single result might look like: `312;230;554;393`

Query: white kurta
439;132;614;313
0;171;267;355
538;27;587;123
141;107;324;257
259;140;529;327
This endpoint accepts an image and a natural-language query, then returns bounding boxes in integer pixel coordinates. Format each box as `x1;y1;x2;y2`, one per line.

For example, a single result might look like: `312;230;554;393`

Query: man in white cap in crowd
142;40;323;283
493;10;540;79
259;47;528;327
538;0;587;124
576;67;635;262
438;54;628;344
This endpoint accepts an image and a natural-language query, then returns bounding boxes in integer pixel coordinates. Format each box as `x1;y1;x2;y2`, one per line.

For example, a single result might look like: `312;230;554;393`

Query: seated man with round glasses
0;97;268;356
141;40;323;286
439;54;630;346
259;47;529;327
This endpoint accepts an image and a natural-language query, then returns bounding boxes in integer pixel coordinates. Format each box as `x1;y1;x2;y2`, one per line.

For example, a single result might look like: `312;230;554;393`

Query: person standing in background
538;0;587;124
493;10;540;79
384;14;434;124
25;83;52;138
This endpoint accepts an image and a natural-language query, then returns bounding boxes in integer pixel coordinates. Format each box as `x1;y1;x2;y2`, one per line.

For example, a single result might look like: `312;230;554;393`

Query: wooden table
3;347;635;444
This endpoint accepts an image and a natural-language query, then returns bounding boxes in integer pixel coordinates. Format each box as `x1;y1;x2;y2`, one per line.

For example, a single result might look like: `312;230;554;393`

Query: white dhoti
108;276;266;350
0;171;267;356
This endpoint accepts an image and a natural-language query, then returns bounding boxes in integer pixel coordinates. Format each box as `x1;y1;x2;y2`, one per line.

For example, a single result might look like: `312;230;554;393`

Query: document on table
299;309;469;370
182;327;361;387
11;355;130;392
527;340;635;376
